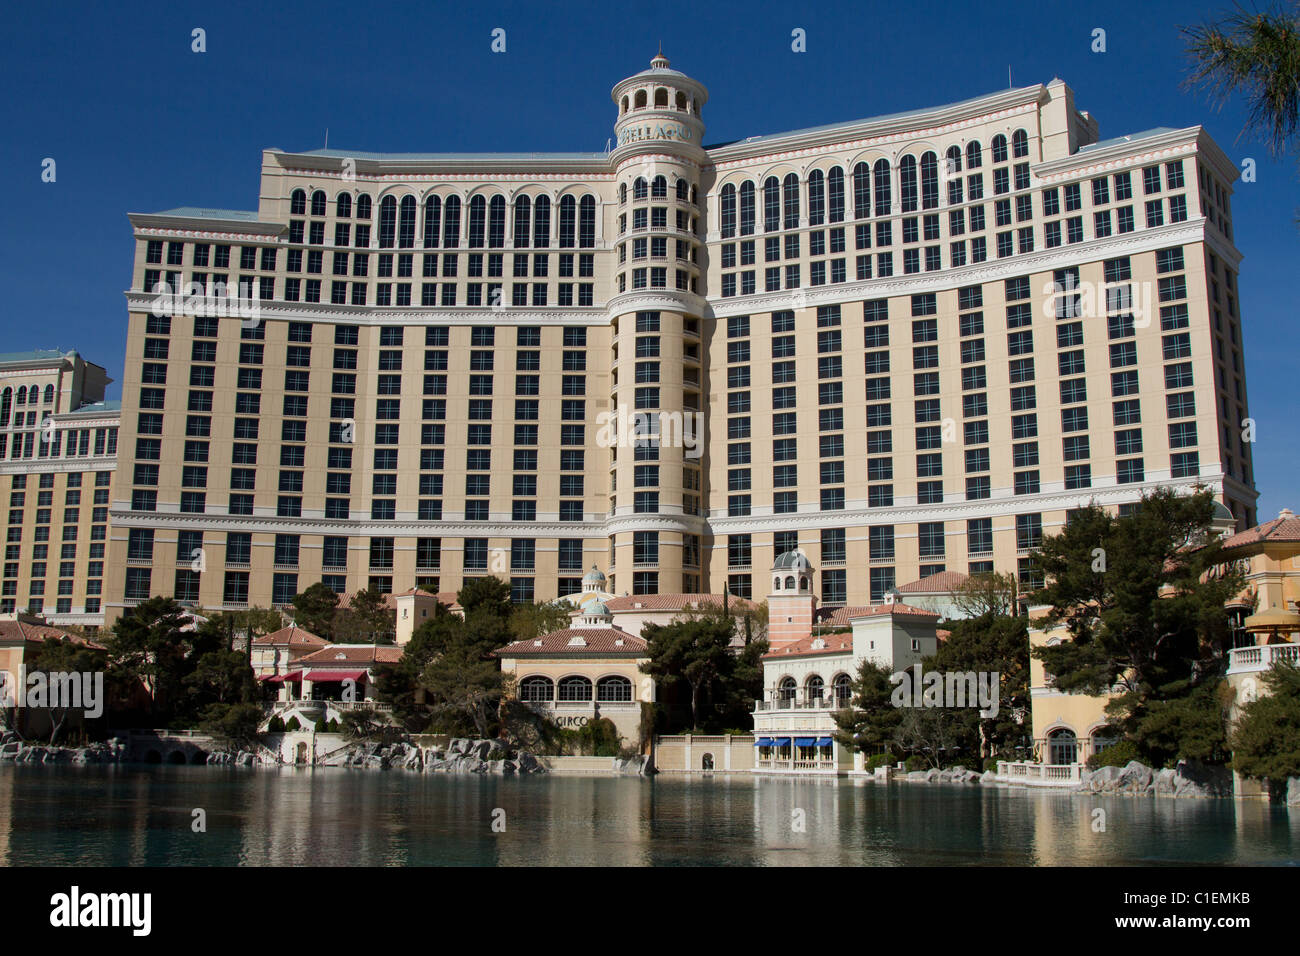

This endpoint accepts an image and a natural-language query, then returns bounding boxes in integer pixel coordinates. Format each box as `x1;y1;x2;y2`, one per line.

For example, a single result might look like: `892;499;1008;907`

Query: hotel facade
102;54;1256;622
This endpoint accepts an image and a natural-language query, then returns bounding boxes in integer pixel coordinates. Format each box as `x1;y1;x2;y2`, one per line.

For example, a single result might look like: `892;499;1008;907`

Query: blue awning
772;737;792;746
755;737;773;747
816;737;834;747
794;736;817;746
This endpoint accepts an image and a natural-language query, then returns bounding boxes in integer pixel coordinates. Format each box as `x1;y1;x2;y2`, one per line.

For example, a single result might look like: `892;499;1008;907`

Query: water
0;765;1296;866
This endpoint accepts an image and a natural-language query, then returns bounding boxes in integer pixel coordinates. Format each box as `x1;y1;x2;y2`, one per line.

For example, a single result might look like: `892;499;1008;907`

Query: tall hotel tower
105;54;1256;621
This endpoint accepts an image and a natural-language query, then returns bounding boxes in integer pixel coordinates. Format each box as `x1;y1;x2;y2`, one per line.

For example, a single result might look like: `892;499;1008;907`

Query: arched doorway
166;750;187;765
701;752;714;771
1048;728;1078;765
295;742;309;764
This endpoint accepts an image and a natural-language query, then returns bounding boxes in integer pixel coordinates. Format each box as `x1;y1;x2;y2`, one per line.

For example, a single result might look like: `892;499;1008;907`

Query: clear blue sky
1;0;1295;520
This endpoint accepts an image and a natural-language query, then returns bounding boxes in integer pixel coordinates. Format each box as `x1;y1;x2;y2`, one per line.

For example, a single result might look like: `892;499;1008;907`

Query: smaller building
896;571;972;622
752;553;940;775
495;601;649;746
266;642;402;727
392;588;462;645
0;614;107;739
250;624;328;679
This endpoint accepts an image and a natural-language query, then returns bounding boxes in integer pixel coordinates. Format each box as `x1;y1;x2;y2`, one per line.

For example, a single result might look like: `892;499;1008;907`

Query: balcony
1227;642;1300;675
995;760;1082;787
753;695;850;713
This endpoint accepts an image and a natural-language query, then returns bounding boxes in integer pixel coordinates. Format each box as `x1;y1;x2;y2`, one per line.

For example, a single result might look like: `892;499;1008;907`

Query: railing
753;697;850;712
1227;642;1299;674
996;760;1082;786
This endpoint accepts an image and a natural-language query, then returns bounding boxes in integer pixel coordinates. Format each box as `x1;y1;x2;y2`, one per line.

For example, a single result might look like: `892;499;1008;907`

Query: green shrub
982;756;1002;773
285;716;301;732
486;747;505;761
327;718;340;733
315;718;328;733
904;755;928;772
267;716;286;733
1086;738;1138;770
865;752;895;770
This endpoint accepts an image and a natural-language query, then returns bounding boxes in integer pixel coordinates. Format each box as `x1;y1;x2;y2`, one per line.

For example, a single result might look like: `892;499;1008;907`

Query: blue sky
1;0;1295;520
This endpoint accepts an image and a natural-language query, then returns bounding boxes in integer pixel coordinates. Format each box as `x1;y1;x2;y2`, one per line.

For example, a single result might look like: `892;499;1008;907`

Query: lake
1;765;1296;866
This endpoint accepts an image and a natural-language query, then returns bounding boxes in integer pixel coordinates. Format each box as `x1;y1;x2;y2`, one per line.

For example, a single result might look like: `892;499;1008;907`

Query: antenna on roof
1008;66;1012;89
324;127;329;150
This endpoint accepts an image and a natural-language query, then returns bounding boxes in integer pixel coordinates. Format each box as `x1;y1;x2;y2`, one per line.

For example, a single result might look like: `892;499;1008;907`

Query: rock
1155;768;1177;794
517;753;539;773
925;768;941;783
1084;765;1123;793
1171;759;1232;798
502;761;516;774
980;770;996;784
236;752;255;766
1117;760;1153;794
906;771;929;782
448;738;470;755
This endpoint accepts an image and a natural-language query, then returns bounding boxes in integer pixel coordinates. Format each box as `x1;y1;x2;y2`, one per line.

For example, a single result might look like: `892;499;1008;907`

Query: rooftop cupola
611;51;708;160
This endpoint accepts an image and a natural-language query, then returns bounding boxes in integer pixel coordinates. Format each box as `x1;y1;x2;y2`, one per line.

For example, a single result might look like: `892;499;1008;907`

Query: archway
166;750;187;765
1047;728;1078;765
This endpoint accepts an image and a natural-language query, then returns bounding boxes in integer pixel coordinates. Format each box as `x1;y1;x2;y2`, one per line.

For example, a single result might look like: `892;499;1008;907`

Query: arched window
675;178;689;201
833;673;852;705
763;177;780;232
654;88;668;108
991;134;1008;164
778;677;797;700
43;384;53;404
720;184;736;239
336;192;352;218
467;195;486;248
596;675;632;702
807;169;825;226
799;576;808;591
946;147;964;205
966;141;982;169
773;577;781;591
15;386;26;405
827;167;845;223
782;173;800;229
853;162;871;219
739;181;755;235
533;196;550;248
784;576;795;590
558;195;577;248
558;675;593;702
620;95;629;114
675;91;686;111
520;676;554;702
691;184;698;204
899;155;918;212
423;196;441;249
920;152;939;209
945;145;962;175
806;674;824;701
578;195;596;248
488;195;506;248
634;89;647;109
310;190;327;217
1048;728;1077;765
651;175;667;198
1012;128;1029;158
0;388;11;428
619;182;627;204
873;159;892;216
290;189;306;216
701;752;714;770
442;196;460;247
356;194;372;219
398;195;417;248
378;196;397;248
1090;729;1117;758
633;177;648;201
513;195;531;248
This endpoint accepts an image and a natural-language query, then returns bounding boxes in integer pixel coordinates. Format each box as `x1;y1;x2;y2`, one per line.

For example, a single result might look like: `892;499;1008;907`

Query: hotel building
105;54;1256;621
1;351;119;626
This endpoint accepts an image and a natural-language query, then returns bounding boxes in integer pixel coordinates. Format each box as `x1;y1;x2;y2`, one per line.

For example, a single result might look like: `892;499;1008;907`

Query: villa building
1;350;118;627
495;599;650;744
753;552;940;774
264;642;402;727
250;623;328;679
98;53;1253;624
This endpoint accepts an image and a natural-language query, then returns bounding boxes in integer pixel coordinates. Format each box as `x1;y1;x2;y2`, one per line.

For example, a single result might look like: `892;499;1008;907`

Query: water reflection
0;766;1295;866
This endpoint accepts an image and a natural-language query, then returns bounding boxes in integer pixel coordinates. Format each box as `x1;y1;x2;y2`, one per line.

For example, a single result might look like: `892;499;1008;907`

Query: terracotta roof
1221;510;1300;551
604;593;757;613
763;632;854;659
391;587;461;608
495;626;647;657
898;570;970;593
290;644;403;668
814;605;873;626
850;603;939;620
339;590;399;611
0;621;105;650
252;625;329;649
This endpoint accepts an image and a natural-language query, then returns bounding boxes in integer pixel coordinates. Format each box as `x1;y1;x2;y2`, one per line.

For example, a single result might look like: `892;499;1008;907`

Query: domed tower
768;550;818;649
606;53;710;596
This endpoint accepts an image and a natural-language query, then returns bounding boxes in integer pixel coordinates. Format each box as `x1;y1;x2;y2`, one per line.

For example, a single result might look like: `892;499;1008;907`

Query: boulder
517;753;540;773
1155;768;1177;795
1171;760;1232;798
980;770;996;784
906;771;930;782
1117;760;1154;794
1084;765;1123;793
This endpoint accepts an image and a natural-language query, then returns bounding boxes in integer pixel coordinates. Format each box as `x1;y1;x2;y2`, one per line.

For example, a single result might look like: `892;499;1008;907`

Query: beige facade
103;55;1255;623
1;351;118;627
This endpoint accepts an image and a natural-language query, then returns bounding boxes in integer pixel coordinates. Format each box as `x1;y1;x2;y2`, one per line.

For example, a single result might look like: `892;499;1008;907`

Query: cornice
129;214;284;239
108;509;608;538
268;151;616;179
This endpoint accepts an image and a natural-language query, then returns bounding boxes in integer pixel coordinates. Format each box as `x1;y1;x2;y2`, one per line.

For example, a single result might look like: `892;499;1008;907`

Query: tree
1032;489;1245;764
418;629;509;738
198;701;264;746
1184;4;1300;156
372;604;458;731
102;597;196;723
1230;660;1300;793
640;611;738;731
291;583;339;639
24;637;108;744
927;611;1031;759
833;660;905;757
457;577;513;624
508;600;573;642
951;571;1019;619
184;647;258;709
335;589;394;644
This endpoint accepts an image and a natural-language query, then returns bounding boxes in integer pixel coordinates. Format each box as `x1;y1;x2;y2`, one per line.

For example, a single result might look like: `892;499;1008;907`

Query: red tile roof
392;587;461;608
290;644;403;668
0;621;105;650
763;633;855;659
252;625;329;649
604;593;757;613
764;603;939;658
1221;510;1300;551
495;626;647;657
898;570;970;593
814;605;873;626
